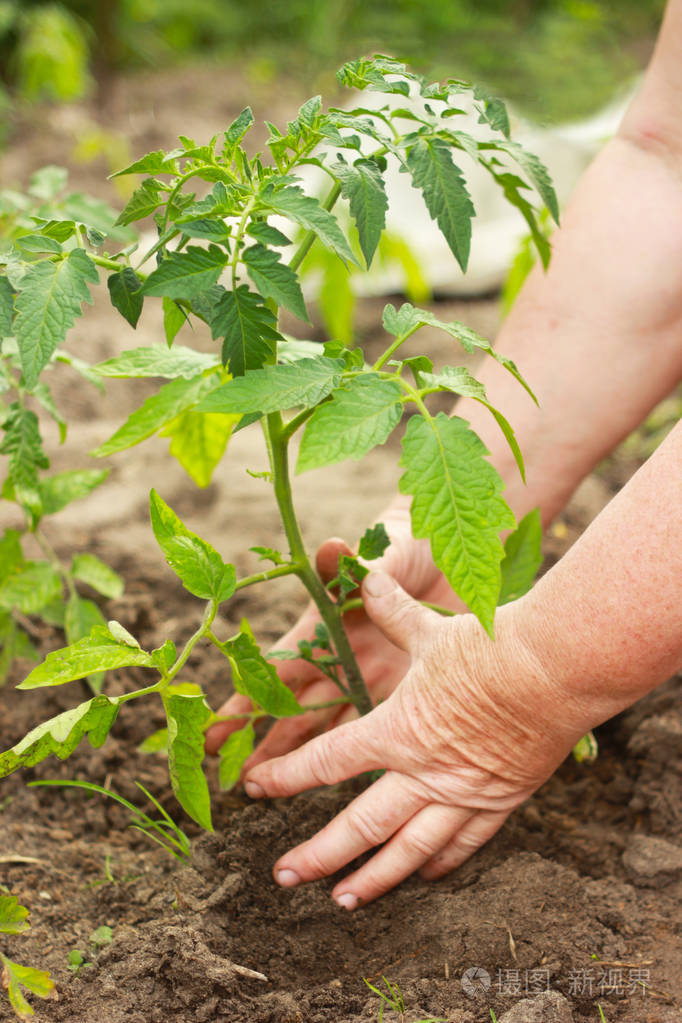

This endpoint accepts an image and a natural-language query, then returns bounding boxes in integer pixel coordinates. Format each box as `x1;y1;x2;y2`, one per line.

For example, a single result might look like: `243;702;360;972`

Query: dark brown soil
1;63;680;1023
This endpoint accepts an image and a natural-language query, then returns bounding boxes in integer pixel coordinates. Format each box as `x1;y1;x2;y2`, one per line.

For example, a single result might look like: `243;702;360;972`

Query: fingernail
363;572;395;597
275;868;301;888
244;780;265;799
334;892;359;910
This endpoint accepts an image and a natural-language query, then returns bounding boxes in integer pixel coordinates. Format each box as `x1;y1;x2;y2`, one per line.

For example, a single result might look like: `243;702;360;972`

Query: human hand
241;572;593;907
204;510;455;762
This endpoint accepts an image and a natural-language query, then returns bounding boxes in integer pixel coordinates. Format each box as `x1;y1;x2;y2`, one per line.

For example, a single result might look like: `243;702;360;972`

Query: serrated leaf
31;382;67;443
497;140;559;223
111;149;181;177
162;296;187;346
0;694;119;777
399;413;515;636
15;233;62;255
223;107;254;154
225;630;300;717
0;562;62;615
160;409;236;488
14;249;98;388
489;168;552;270
71;553;124;599
149;489;236;602
16;625;153;690
94;345;217;380
406;138;474;272
473;85;511;138
92;374;218;456
382;303;535;401
163;691;213;830
218;724;255;790
0;277;14;337
1;954;55;1020
115;179;165;226
297;375;402;473
358;522;390;561
197;356;344;415
250;545;285;565
141;245;227;300
207;286;281;375
151;639;177;673
259;185;357;266
331;156;388;268
39;468;108;514
177;218;231;243
64;594;107;694
0;895;30;936
498;508;543;605
329;553;368;601
246;222;291;247
242;244;308;321
0;405;49;516
107;267;143;328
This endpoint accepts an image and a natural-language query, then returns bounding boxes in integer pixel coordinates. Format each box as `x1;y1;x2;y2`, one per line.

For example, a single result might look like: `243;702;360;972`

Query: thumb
361;571;441;656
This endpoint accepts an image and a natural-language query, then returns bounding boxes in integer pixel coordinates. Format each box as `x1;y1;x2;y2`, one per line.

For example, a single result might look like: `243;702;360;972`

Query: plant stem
164;601;217;686
340;596;456;618
288;182;342;273
234;563;300;591
264;412;372;716
372;325;421;371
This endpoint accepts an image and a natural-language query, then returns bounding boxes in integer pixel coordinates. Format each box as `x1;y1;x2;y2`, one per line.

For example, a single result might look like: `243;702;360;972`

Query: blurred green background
0;0;665;131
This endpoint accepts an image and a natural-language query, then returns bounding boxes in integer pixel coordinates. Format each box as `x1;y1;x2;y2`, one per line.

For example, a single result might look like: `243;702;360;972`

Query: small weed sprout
363;976;446;1023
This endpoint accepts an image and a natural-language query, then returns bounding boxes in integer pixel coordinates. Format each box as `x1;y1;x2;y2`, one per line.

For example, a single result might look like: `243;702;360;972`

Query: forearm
518;418;682;725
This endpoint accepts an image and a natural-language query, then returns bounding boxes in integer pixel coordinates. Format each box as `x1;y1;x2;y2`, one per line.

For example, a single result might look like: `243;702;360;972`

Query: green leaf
399;413;515;636
71;553;124;599
0;616;37;685
94;345;217;380
14;248;98;388
31;382;67;443
297;375;402;473
64;594;107;695
29;165;68;200
159;409;236;488
260;185;358;266
0;277;14;337
149;489;236;602
0;529;23;584
111;149;181;177
218;724;254;791
498;508;543;606
39;468;108;514
473;85;511;139
0;405;49;517
225;629;300;717
91;374;218;456
242;244;308;321
382;303;535;402
329;553;368;601
15;233;63;255
223;107;254;154
0;954;55;1019
162;296;187;345
197;356;344;415
0;895;30;936
138;727;168;754
0;562;62;615
151;639;177;673
115;179;165;226
331;156;388;267
107;268;143;328
358;522;390;561
250;546;285;565
497;140;559;223
89;925;113;948
141;245;227;301
489;168;552;270
405;138;474;272
163;691;213;830
207;286;281;375
0;695;120;778
17;625;153;690
247;222;291;247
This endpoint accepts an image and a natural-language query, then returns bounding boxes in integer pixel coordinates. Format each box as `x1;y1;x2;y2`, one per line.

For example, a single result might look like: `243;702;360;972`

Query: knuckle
345;807;389;848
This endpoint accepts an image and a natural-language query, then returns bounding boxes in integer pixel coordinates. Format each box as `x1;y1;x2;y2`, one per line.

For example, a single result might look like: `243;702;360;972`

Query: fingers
272;771;426;886
244;709;385;798
418;809;511;881
361;572;441;656
331;802;475;908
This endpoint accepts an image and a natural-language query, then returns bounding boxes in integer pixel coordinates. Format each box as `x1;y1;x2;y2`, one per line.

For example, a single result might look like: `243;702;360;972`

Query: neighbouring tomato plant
0;56;555;831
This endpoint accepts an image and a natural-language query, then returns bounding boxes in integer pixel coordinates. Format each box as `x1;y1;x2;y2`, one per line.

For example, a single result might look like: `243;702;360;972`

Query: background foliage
0;0;665;124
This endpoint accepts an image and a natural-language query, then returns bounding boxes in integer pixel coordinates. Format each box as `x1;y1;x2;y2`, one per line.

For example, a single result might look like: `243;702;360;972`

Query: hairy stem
264;412;372;716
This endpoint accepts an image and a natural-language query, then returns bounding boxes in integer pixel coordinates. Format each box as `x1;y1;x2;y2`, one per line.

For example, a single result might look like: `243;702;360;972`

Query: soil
1;63;681;1023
